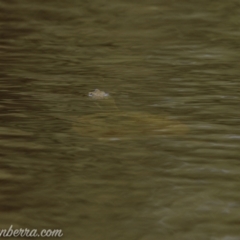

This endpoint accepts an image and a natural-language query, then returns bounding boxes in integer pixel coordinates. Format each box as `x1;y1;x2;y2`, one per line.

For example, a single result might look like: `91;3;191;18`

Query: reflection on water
1;0;240;239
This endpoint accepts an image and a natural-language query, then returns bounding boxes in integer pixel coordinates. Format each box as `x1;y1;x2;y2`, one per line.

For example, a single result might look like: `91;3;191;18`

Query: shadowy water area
0;0;240;239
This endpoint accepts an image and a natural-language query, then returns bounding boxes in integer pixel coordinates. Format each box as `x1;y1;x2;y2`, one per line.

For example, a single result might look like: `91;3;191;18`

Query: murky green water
1;0;240;239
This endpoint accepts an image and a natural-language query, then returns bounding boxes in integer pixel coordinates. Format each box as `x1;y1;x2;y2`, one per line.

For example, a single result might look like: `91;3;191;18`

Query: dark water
1;0;240;239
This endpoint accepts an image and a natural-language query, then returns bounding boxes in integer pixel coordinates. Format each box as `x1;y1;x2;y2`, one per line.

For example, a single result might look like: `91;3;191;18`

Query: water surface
1;0;240;239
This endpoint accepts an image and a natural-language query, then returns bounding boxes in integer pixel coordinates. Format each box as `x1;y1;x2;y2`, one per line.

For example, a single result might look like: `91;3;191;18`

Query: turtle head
88;89;109;99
